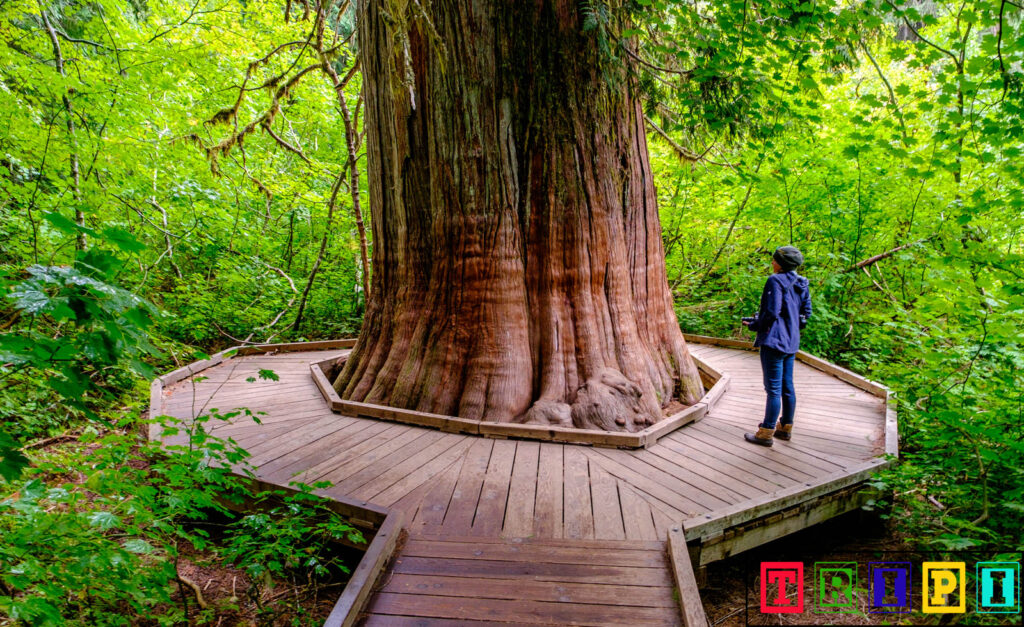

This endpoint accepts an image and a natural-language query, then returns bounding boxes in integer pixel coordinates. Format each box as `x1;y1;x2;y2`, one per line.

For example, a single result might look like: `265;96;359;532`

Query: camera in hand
741;316;757;324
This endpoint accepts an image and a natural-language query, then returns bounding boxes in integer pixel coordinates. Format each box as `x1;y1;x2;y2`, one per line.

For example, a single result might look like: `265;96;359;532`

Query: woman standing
742;246;812;447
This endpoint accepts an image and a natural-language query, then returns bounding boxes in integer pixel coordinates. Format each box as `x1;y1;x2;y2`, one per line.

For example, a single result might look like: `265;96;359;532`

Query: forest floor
19;437;347;626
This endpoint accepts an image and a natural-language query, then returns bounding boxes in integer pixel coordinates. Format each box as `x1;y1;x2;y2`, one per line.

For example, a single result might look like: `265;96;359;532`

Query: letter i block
869;562;912;614
977;562;1020;614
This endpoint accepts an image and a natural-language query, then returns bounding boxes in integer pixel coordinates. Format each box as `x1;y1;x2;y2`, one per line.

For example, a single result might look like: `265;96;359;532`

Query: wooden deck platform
151;338;895;625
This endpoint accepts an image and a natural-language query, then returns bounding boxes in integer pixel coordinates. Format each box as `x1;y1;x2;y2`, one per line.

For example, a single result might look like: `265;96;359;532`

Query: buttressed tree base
333;1;704;432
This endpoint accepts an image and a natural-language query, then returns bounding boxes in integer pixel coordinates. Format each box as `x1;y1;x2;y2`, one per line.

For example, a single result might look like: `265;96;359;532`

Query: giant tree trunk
334;0;703;432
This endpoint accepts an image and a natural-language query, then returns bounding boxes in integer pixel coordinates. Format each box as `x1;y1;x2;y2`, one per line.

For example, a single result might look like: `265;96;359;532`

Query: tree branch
882;0;960;68
843;237;931;273
858;38;909;141
644;116;735;167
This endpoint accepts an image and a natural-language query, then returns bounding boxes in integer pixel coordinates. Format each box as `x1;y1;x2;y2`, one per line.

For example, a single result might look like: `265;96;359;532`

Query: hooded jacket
748;271;811;354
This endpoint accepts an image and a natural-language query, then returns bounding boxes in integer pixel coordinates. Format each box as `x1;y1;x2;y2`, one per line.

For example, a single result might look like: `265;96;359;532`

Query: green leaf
88;511;121;530
123;539;154;554
99;227;147;253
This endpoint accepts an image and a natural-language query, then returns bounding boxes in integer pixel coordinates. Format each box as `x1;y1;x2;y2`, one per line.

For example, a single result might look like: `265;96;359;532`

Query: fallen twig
178;574;209;609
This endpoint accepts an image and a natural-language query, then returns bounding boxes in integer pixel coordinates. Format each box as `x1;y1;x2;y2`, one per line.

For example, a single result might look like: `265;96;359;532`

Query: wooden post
667;526;710;627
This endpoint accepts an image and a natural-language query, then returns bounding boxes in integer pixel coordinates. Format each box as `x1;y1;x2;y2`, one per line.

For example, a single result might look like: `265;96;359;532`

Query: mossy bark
334;0;703;432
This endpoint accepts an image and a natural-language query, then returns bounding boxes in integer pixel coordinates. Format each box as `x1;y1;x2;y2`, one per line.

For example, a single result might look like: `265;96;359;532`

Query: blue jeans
760;346;795;429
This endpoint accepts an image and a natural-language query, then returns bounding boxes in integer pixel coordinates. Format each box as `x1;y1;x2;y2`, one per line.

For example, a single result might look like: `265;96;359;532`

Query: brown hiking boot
744;426;775;447
774;424;793;441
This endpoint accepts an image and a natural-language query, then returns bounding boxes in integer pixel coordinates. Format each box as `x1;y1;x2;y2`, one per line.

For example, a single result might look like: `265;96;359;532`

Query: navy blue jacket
748;272;811;354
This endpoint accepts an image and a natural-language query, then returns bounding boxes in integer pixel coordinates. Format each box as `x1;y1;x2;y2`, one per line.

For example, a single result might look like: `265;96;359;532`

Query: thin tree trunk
339;96;370;299
314;10;371;301
292;171;343;332
39;3;84;251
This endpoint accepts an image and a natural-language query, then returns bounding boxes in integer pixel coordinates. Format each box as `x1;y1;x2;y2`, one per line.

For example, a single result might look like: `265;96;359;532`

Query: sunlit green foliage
644;0;1024;550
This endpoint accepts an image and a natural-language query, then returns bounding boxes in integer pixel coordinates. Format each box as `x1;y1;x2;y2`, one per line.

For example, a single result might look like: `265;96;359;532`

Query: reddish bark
334;1;703;432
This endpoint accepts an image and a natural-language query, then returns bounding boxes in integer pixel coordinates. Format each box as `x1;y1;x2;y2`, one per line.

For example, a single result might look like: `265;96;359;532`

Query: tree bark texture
334;0;703;432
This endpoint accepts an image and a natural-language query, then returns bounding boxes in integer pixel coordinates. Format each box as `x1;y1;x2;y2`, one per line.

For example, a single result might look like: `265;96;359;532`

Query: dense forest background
1;0;1022;623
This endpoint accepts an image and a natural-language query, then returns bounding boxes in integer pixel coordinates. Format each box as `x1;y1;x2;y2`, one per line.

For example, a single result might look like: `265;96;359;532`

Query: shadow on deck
150;336;896;626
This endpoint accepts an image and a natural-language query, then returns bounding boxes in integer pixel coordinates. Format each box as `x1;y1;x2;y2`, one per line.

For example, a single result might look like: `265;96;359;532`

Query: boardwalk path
157;342;887;625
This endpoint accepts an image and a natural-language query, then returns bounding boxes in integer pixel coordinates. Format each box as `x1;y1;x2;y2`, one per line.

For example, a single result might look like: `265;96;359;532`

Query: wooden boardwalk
154;340;891;625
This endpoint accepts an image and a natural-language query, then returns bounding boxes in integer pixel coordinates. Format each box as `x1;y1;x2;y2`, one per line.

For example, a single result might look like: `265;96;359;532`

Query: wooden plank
158;347;239;385
245;416;355;468
371;438;476;507
349;434;470;501
688;420;842;477
693;419;864;476
363;617;517;627
795;350;888;396
667;526;710;627
478;421;644;447
377;573;678;607
468;439;516;535
162;392;329;417
687;335;890;397
696;350;757;367
404;535;665;551
639;445;756;502
293;422;415;484
682;457;890;540
441;438;494;534
390;556;674;587
162;391;323;415
400;539;665;568
590;447;732;511
210;417;327;455
584;449;709;515
708;409;881;450
642;402;707;444
386;475;438;519
885;400;899;457
411;458;464;533
622;446;750;504
693;355;723;381
169;376;315;393
651;505;679;539
534;443;564;538
697;486;869;564
333;397;481;436
149;379;165;440
588;460;626;540
618;481;659;541
238;338;357;355
311;361;337;406
364;591;678;626
502;441;540;538
701;373;731;412
257;418;376;479
682;334;756;350
562;446;595;540
713;401;884;432
713;397;883;429
707;415;880;462
651;438;784;495
662;426;814;485
322;510;403;627
323;430;449;495
200;408;333;437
